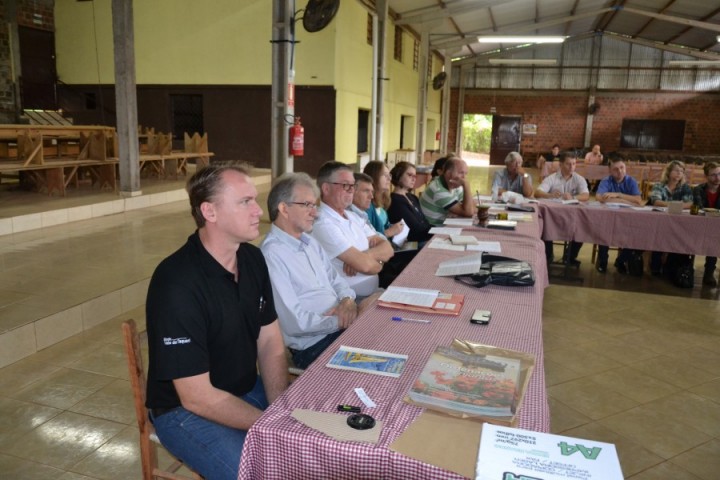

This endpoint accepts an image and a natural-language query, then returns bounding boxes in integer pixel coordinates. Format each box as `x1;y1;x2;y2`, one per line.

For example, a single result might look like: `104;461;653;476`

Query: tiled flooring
0;167;718;479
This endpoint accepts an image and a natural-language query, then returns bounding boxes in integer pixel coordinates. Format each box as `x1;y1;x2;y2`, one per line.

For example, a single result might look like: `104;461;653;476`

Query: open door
19;26;57;110
489;116;521;165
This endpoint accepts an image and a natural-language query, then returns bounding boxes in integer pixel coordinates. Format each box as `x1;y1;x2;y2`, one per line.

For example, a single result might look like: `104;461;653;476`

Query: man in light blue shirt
261;172;358;369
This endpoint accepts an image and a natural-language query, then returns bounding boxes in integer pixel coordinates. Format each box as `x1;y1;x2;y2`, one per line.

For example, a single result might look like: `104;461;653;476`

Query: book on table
476;423;624;480
407;346;521;418
326;345;408;377
377;286;464;316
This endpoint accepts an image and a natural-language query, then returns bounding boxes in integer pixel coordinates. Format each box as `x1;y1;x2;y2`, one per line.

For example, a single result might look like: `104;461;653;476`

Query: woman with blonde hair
362;161;403;238
648;160;694;275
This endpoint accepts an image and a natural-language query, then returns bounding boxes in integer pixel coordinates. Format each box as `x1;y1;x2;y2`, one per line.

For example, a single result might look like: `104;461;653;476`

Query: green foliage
462;114;492;153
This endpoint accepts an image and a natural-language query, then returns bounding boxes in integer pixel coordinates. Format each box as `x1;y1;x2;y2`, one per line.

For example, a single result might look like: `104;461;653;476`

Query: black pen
337;404;361;413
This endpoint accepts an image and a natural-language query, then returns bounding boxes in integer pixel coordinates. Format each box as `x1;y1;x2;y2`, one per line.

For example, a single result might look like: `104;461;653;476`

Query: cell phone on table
470;309;492;325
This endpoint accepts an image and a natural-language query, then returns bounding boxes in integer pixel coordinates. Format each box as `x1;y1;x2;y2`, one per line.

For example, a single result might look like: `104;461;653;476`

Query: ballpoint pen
391;316;431;324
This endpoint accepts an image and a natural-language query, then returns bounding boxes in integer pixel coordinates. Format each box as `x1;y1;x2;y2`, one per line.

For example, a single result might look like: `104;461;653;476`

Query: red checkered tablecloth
537;201;720;257
238;214;550;479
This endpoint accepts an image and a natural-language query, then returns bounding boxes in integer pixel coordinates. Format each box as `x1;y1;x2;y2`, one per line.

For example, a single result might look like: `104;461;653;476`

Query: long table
239;217;549;479
536;201;720;257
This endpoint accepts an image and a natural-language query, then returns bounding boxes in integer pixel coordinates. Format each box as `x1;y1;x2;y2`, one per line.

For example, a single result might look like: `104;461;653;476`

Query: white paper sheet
450;235;478;245
443;218;475;226
466;241;502;253
476;424;623;480
429;227;464;236
428;238;466;251
378;286;440;307
392;221;410;247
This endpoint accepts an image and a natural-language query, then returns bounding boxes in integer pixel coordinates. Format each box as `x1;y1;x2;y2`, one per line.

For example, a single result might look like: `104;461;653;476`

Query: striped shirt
419;176;464;226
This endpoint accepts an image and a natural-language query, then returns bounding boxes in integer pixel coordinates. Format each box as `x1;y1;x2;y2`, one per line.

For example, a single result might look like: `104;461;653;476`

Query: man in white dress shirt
261;172;358;369
311;161;394;299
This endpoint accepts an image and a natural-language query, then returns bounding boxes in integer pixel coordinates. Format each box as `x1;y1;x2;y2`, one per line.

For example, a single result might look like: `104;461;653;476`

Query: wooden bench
0;158;118;196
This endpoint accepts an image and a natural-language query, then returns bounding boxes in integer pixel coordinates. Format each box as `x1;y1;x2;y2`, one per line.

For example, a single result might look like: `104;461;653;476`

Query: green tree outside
462;114;492;153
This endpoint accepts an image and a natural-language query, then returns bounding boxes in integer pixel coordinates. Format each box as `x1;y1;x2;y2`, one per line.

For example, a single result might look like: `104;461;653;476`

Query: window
413;39;419;71
366;14;372;45
84;92;96;110
170;94;204;139
620;119;685;150
427;55;433;80
394;26;403;62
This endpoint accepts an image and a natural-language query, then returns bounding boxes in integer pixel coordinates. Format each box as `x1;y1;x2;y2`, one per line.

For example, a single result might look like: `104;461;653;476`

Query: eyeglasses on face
330;182;356;192
288;201;318;209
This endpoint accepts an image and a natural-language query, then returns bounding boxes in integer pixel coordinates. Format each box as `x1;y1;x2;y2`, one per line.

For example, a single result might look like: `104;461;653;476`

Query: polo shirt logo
163;337;191;346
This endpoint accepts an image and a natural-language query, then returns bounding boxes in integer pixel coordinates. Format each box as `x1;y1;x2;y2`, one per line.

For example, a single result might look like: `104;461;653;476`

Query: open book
435;253;483;276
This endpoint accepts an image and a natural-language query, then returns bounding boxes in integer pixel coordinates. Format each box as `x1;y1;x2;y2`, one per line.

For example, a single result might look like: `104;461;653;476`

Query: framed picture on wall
522;124;537;135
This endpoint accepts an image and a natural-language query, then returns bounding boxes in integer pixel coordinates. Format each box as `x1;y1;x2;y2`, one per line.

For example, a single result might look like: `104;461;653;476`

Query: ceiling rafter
395;0;505;26
595;0;626;32
620;6;720;33
431;7;613;50
631;0;676;38
666;5;720;44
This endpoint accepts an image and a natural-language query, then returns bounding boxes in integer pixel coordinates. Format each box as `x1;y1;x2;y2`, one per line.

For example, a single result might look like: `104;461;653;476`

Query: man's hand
325;297;357;329
561;192;573;200
343;262;358;276
550;190;562;199
368;236;383;248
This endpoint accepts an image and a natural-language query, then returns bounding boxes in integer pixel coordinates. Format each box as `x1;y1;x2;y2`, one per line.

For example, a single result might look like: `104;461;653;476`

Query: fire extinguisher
435;130;441;142
290;117;304;157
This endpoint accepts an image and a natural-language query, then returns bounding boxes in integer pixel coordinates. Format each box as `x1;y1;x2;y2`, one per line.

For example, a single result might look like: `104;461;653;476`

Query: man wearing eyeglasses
260;172;358;369
311;161;394;299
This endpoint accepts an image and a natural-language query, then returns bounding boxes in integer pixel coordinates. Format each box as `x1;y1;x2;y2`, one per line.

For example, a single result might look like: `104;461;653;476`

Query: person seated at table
593;157;644;274
261;172;358;369
431;156;447;178
351;172;416;286
536;144;561;179
692;161;720;287
647;160;694;276
145;163;288;480
311;161;394;298
361;161;404;238
420;156;475;226
492;151;534;198
388;161;433;244
535;151;590;265
584;144;603;165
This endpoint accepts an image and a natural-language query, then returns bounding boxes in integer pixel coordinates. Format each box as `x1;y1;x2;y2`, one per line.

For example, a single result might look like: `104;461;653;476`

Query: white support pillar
271;0;294;176
454;66;466;154
440;54;452;154
373;0;389;163
415;31;429;163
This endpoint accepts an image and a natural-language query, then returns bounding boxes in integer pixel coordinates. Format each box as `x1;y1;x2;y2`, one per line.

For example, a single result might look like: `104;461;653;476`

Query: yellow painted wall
55;0;335;85
54;0;442;161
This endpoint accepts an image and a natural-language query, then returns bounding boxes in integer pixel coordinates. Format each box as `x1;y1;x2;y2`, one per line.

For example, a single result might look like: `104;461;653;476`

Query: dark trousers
596;246;635;267
545;240;582;262
289;330;344;370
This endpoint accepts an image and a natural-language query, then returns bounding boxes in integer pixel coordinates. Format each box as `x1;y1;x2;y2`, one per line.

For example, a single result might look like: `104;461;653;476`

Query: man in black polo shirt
145;163;288;480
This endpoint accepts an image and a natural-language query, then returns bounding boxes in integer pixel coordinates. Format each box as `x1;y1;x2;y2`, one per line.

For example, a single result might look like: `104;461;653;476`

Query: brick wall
448;89;720;160
0;0;55;122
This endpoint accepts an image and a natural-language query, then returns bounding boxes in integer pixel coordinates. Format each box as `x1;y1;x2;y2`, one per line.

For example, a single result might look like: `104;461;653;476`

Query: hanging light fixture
488;59;557;65
477;36;566;44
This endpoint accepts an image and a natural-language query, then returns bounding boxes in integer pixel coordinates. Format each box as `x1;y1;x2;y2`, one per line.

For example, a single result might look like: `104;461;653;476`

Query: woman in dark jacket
388;161;432;244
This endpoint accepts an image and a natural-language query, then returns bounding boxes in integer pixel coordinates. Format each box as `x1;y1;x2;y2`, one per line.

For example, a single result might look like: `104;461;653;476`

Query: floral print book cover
408;346;521;417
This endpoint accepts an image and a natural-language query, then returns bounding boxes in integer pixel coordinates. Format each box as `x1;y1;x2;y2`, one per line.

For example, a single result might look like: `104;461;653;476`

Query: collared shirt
261;225;356;351
492;168;531;195
597;175;641;196
538;171;589;197
419;176;464;226
649;182;693;205
311;202;380;297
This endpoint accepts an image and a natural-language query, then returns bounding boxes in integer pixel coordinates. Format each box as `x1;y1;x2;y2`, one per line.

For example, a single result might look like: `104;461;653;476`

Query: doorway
19;26;57;110
490;115;521;165
400;115;415;149
461;114;492;166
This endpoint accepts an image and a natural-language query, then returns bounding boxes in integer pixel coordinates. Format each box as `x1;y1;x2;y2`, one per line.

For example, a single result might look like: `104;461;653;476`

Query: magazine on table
378;286;464;316
407;346;522;417
326;345;408;377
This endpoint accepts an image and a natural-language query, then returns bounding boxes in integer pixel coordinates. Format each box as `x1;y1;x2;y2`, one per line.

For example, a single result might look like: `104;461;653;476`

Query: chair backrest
122;319;201;480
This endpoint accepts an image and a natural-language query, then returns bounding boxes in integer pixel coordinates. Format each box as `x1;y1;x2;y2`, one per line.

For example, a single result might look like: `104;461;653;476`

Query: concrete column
440;54;452;153
374;0;389;163
415;31;429;163
112;0;141;196
271;0;294;176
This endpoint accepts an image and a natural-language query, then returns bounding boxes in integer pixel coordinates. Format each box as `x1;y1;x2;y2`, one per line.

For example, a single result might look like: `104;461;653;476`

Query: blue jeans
150;377;268;480
290;329;343;369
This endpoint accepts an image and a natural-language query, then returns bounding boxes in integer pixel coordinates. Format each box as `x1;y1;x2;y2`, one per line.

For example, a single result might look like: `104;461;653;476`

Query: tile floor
0;167;718;479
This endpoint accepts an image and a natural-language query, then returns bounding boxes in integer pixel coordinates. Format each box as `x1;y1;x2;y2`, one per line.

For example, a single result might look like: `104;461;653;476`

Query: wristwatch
523;173;529;179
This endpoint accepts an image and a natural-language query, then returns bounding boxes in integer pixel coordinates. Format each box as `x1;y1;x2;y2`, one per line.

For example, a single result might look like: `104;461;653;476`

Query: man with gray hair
492;151;534;198
312;161;394;298
261;172;358;369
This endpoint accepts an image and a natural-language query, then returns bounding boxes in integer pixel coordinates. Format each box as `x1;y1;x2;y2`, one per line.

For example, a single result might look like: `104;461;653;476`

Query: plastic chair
122;319;202;480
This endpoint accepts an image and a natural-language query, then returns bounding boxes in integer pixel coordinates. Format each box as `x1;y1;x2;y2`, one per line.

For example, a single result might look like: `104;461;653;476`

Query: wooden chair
122;319;202;480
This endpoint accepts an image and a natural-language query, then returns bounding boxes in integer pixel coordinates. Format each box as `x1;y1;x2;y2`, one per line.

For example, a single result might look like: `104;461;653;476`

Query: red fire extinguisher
290;117;304;156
